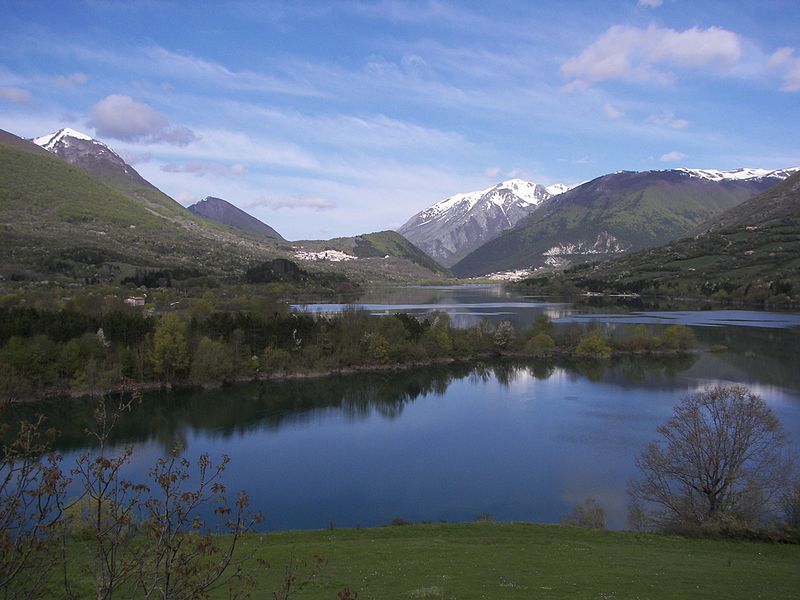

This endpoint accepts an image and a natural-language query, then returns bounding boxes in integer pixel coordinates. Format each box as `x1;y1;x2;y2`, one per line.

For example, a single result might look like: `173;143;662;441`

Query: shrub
561;497;606;529
575;330;612;358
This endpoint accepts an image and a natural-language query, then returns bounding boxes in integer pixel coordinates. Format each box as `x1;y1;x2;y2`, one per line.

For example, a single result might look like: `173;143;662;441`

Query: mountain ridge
188;196;284;241
518;171;800;304
398;178;571;266
450;167;798;277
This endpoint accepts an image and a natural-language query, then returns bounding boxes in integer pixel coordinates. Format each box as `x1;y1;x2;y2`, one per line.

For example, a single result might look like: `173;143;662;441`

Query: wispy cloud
161;161;246;177
768;47;800;92
660;151;686;162
647;111;688;129
562;25;742;90
603;102;625;119
0;86;32;104
143;46;325;98
53;72;89;87
248;195;337;212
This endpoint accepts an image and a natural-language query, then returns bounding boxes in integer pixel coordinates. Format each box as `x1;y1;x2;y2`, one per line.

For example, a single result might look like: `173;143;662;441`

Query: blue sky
1;0;799;240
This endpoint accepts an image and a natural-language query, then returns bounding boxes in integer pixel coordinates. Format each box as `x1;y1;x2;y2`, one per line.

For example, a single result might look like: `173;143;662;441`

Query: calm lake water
11;286;800;530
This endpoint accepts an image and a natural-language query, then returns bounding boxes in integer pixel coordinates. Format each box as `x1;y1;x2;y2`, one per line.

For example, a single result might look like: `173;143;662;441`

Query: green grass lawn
225;523;798;599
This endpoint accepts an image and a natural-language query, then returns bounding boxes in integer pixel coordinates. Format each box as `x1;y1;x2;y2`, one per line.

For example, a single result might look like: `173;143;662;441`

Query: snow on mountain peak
33;128;96;151
673;166;799;182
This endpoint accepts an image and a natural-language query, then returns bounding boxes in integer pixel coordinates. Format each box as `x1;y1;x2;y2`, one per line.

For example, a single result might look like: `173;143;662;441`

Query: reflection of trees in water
692;326;800;390
5;353;704;455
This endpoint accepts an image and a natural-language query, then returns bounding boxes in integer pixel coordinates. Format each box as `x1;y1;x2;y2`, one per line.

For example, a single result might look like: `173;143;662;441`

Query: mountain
1;129;286;281
451;167;798;277
398;179;569;267
291;231;449;280
520;171;800;304
1;129;446;284
188;196;284;241
32;128;186;219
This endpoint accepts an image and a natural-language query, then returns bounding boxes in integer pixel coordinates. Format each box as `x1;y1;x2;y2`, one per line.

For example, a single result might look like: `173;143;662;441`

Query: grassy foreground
215;523;797;599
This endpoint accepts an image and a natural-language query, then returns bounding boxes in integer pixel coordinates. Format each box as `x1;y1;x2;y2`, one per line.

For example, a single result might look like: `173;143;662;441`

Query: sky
1;0;799;241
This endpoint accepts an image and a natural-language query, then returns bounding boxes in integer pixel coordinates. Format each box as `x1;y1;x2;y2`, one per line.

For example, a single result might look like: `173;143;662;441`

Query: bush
561;497;606;529
575;330;612;358
525;332;555;357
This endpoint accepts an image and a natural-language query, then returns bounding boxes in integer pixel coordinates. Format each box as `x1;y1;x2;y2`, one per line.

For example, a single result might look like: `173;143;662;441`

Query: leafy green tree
190;337;234;385
661;325;695;351
149;314;189;381
426;313;453;355
575;330;612;358
531;314;554;337
525;333;555;357
367;334;391;364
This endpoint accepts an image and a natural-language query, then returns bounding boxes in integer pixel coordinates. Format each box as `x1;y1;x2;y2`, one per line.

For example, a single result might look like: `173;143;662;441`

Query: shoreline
6;348;699;405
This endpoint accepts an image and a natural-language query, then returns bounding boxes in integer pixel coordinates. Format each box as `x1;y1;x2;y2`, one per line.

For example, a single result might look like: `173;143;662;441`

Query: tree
561;497;606;529
493;320;515;352
149;315;189;381
0;416;66;599
525;332;554;357
575;330;611;358
660;324;695;351
190;337;234;386
629;385;793;532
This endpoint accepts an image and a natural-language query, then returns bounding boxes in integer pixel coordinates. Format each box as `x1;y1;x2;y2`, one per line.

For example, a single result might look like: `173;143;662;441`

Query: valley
2;4;800;596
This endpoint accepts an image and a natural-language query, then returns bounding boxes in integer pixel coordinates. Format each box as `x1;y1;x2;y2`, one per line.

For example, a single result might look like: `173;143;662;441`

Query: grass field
67;522;791;599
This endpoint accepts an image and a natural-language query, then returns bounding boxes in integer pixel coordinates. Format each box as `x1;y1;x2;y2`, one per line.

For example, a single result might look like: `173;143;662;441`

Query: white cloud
562;25;742;89
768;47;800;92
647;111;688;129
660;151;686;162
0;86;32;104
484;166;501;177
54;72;89;87
248;196;336;212
638;0;662;7
175;191;196;205
161;161;247;177
118;150;152;165
88;94;198;145
603;102;625;119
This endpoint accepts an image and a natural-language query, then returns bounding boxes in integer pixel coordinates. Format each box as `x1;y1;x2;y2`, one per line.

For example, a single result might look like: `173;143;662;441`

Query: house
124;296;146;307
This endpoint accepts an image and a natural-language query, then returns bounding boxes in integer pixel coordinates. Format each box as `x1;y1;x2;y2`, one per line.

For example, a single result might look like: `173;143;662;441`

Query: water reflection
4;286;799;532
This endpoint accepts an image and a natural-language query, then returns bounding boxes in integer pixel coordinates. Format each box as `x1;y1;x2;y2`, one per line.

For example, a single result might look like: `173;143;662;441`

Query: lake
11;286;800;530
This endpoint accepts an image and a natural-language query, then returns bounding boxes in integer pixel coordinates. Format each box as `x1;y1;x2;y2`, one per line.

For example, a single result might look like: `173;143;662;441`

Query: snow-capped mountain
33;127;145;183
452;167;799;278
673;167;800;182
32;128;186;219
398;179;571;267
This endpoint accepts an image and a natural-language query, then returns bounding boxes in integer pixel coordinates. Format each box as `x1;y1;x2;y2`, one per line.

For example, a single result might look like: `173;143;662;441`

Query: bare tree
629;385;794;532
70;397;146;600
0;416;67;599
137;447;262;600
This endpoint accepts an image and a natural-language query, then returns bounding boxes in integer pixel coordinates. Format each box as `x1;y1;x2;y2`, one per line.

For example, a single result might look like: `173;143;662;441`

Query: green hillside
294;230;450;281
0;142;279;281
0;136;446;285
517;172;800;305
453;171;778;277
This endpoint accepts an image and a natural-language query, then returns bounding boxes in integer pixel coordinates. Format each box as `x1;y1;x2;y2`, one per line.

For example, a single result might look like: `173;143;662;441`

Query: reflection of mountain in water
6;355;706;454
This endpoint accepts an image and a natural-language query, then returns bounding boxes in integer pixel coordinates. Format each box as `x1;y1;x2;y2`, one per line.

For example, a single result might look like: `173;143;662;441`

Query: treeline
0;304;696;400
